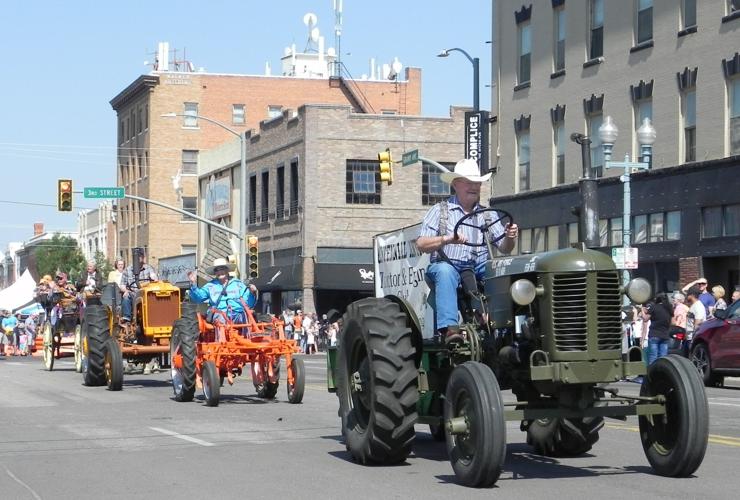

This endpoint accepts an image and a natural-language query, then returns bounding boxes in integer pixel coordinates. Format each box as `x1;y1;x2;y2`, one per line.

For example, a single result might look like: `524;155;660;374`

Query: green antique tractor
327;206;708;487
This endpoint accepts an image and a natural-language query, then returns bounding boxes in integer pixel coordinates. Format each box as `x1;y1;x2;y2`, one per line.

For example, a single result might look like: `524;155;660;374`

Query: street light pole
437;48;480;111
599;116;656;304
161;112;247;280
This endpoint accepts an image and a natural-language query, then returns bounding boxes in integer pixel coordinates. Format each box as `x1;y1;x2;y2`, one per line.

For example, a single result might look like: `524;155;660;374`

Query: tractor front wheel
202;360;220;407
170;318;197;402
639;355;708;477
336;297;418;465
445;361;506;488
104;338;123;391
73;323;83;373
42;322;54;371
287;357;305;404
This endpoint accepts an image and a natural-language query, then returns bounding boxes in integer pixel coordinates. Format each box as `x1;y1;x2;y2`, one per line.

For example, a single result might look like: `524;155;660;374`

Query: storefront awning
252;263;304;291
314;263;375;291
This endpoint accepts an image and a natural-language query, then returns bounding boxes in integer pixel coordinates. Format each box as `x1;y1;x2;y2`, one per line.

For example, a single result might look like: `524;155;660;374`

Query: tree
93;251;113;278
34;234;86;280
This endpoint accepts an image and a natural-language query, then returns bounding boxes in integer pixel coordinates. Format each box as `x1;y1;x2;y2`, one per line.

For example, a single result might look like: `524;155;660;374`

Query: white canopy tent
0;269;37;313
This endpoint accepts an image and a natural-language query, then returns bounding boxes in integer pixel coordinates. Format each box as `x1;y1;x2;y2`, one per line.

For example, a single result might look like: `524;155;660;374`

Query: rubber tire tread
256;363;280;399
445;361;506;488
287;357;305;404
83;305;109;387
171;318;197;402
202;360;220;407
527;413;603;457
336;297;418;465
105;338;124;391
639;355;709;477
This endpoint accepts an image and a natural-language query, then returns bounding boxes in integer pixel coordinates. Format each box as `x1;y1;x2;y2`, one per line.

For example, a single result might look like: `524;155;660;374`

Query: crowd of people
280;309;339;354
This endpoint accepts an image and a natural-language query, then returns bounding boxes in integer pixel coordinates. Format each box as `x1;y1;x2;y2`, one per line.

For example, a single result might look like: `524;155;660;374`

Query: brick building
489;0;740;294
198;104;474;315
109;49;421;268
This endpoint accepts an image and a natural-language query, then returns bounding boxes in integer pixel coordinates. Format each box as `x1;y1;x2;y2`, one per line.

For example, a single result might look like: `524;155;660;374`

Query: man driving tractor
416;158;518;343
120;248;158;323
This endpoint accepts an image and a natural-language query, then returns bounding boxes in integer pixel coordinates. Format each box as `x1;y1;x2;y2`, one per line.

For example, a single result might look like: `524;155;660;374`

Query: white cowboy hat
440;158;492;184
206;257;235;275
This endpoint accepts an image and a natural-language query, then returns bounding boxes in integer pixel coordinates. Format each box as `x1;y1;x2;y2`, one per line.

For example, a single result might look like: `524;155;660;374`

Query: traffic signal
247;235;259;279
58;179;73;212
378;148;393;185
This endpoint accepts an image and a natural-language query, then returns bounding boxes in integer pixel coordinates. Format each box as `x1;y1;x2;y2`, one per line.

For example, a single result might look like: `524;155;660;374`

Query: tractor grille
145;291;180;328
596;271;623;350
552;273;588;351
551;271;623;352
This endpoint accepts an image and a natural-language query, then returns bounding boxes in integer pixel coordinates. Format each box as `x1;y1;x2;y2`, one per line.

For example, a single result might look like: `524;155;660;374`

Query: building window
590;0;604;60
517;131;531;192
232;104;245;125
144;104;149;130
649;212;664;242
422;163;451;205
553;121;565;184
184;102;198;127
554;7;566;71
346;160;381;204
182;196;196;221
533;227;546;252
289;159;299;215
703;204;740;237
731;78;740;155
181;245;196;255
249;175;257;224
261;171;269;222
599;219;609;246
682;0;696;29
633;214;648;244
637;0;653;44
182;150;198;174
547;225;560;251
683;89;696;162
635;98;653;162
730;0;740;14
276;165;285;219
726;204;740;236
588;114;604;178
666;211;681;240
519;228;532;254
518;22;531;84
610;217;623;246
568;222;579;244
268;105;282;119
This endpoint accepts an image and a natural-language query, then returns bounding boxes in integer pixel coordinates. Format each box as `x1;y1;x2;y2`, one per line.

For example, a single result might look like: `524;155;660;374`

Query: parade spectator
306;320;316;355
282;309;294;340
301;313;312;353
686;286;707;339
328;321;338;347
24;312;38;355
711;285;727;314
642;297;672;365
682;278;715;315
670;292;689;335
1;310;14;355
732;286;740;304
108;258;126;285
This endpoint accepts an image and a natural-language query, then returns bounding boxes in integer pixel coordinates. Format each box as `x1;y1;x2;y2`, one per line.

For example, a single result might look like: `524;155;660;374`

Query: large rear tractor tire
82;305;108;387
73;323;83;373
170;317;197;402
202;360;220;407
445;361;506;488
287;357;305;404
336;298;418;465
42;322;54;371
104;338;124;391
639;355;709;477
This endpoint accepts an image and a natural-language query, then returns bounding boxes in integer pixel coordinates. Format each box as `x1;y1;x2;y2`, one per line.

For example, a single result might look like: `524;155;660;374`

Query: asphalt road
1;353;739;500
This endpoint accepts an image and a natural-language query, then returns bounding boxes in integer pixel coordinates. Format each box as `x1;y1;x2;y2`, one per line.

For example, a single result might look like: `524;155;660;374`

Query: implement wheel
42;322;54;371
82;305;108;387
287;357;305;404
104;338;123;391
202;360;220;407
254;361;280;399
73;323;83;373
170;318;197;402
445;361;506;488
527;411;603;457
639;355;709;477
336;297;418;465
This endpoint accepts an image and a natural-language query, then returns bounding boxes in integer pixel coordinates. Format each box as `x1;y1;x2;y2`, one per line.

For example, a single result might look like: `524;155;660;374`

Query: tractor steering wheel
452;207;514;248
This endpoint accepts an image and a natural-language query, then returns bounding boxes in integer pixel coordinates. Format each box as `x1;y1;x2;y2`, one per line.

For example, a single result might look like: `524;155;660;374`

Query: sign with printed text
204;174;232;220
612;247;639;269
83;187;125;199
402;149;419;167
465;110;490;175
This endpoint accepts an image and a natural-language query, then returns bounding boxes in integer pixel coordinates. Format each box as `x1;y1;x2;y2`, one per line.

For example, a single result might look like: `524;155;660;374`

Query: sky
0;0;492;251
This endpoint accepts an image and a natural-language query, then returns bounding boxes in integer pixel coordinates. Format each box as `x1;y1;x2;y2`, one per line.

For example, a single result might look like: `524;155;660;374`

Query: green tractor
327;206;708;487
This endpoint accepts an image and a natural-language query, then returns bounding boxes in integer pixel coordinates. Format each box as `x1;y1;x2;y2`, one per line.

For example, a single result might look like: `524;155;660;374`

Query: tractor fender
383;294;423;368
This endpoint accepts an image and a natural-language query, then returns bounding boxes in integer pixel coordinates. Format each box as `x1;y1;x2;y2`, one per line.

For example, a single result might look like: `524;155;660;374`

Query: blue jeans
647;337;669;365
121;293;133;320
426;261;486;330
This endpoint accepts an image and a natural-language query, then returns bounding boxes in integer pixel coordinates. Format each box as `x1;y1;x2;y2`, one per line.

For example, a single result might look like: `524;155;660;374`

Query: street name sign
84;187;125;199
402;149;419;166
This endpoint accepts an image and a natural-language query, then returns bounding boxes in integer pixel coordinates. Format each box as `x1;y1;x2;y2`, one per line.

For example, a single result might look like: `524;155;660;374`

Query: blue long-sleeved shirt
189;278;256;313
2;316;18;331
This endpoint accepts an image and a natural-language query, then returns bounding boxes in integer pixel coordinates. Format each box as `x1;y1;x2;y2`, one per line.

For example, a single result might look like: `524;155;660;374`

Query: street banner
204;174;231;220
465;110;490;175
374;223;433;338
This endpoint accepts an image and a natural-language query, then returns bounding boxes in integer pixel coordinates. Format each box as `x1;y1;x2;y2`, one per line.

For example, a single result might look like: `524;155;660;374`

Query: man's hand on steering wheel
453;207;515;247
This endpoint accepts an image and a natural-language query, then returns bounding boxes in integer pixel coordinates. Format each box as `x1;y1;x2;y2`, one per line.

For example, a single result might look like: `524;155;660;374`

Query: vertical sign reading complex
374;223;433;338
465;110;490;175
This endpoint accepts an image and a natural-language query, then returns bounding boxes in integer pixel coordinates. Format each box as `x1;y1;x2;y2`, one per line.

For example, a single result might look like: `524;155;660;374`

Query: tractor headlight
625;277;651;304
511;279;537;306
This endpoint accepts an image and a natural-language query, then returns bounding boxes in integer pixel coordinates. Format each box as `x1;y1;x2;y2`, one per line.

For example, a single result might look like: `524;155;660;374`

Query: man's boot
443;326;464;345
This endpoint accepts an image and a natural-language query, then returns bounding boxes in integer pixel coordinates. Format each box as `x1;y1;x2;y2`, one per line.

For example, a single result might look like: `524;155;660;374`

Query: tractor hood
488;246;616;277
